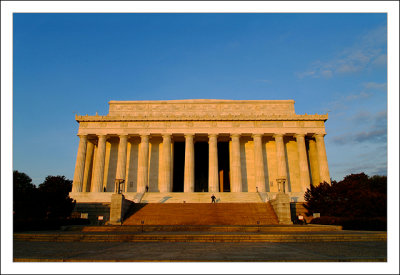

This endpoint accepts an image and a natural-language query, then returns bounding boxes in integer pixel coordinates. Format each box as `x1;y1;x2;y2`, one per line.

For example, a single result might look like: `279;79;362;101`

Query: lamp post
114;179;125;194
276;178;287;193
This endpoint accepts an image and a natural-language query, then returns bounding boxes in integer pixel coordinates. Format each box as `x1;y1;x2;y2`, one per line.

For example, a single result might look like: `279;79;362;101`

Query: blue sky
13;13;388;184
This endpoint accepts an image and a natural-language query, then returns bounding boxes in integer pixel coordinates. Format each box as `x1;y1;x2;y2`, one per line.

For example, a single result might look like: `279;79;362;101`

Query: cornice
75;114;328;122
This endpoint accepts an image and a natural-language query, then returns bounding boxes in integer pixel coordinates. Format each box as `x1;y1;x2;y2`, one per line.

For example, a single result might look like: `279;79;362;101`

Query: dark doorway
218;142;230;192
172;142;185;192
194;142;208;192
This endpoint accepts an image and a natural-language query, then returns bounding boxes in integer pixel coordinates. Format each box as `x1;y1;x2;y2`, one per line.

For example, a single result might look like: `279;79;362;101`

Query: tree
13;170;41;220
38;175;75;219
303;182;334;216
13;170;35;194
304;173;387;218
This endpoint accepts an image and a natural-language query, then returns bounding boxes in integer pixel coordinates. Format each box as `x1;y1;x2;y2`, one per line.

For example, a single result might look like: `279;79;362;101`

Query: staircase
139;192;263;203
122;202;279;225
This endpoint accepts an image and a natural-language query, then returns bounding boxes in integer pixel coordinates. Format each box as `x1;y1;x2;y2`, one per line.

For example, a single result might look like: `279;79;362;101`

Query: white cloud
296;71;316;79
331;110;387;145
297;25;387;78
321;70;333;78
326;90;374;112
372;53;387;66
345;91;373;101
363;82;387;91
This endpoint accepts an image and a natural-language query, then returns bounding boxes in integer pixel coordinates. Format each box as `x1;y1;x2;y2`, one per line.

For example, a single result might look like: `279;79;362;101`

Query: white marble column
274;134;288;180
208;134;219;193
82;141;95;192
314;134;331;184
253;134;266;192
184;134;195;192
230;134;242;192
161;134;172;192
92;135;107;192
115;134;128;192
295;134;311;192
72;135;88;192
137;134;150;192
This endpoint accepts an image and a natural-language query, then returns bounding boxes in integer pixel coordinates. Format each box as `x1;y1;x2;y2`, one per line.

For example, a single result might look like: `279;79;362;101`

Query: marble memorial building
70;100;330;204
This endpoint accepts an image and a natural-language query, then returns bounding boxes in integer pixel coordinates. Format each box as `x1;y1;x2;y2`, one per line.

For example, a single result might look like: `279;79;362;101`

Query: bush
14;218;90;232
310;216;387;231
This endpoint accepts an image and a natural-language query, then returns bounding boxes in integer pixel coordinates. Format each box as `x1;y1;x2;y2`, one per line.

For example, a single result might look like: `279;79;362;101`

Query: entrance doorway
194;142;208;192
172;142;184;192
218;142;230;192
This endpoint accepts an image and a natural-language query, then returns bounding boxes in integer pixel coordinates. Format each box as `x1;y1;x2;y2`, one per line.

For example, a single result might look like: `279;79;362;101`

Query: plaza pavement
13;229;387;262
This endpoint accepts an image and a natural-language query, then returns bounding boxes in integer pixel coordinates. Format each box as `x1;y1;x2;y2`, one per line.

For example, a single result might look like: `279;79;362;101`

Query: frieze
283;121;297;127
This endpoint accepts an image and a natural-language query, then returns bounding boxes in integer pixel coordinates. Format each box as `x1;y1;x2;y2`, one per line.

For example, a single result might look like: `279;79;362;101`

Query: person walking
211;194;216;203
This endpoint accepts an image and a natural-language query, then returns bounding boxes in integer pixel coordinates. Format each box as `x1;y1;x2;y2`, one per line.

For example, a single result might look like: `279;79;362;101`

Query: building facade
70;99;330;203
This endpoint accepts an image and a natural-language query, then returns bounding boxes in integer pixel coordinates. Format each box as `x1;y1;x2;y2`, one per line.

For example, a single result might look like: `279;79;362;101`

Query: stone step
140;192;263;203
13;232;387;243
65;224;343;232
122;203;279;225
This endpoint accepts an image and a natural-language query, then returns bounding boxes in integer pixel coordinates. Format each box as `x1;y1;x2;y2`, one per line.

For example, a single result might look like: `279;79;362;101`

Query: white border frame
2;1;399;274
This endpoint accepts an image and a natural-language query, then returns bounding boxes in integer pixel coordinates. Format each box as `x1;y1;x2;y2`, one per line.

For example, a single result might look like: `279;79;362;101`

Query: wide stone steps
66;224;343;232
13;231;387;243
140;192;263;203
122;203;279;225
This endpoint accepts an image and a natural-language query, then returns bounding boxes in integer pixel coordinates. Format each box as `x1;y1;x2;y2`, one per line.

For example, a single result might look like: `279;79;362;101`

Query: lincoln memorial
69;99;330;210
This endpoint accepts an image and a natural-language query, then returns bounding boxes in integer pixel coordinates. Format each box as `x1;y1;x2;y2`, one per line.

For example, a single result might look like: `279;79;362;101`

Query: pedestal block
110;194;131;225
270;193;292;225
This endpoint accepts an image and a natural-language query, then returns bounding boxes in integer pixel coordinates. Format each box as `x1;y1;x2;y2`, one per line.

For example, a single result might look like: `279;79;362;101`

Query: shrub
310;216;387;231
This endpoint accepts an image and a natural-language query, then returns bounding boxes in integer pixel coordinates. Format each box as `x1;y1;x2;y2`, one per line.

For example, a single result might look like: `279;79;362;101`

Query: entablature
76;114;328;122
77;119;327;136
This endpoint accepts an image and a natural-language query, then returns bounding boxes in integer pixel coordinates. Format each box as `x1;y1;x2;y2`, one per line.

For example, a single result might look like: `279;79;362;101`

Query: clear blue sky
13;13;387;184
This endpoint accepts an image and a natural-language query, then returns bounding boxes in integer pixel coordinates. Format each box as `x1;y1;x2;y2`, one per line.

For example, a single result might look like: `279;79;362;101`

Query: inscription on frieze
107;100;297;119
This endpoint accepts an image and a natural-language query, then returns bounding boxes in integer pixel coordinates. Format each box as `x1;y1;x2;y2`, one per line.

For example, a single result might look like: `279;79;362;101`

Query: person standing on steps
211;194;216;203
145;185;149;192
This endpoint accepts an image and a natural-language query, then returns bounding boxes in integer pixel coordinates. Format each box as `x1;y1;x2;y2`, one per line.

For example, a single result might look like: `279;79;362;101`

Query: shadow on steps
122;203;279;226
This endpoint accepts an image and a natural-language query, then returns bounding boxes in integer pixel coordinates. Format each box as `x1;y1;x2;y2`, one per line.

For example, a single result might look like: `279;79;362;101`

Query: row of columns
72;133;330;193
